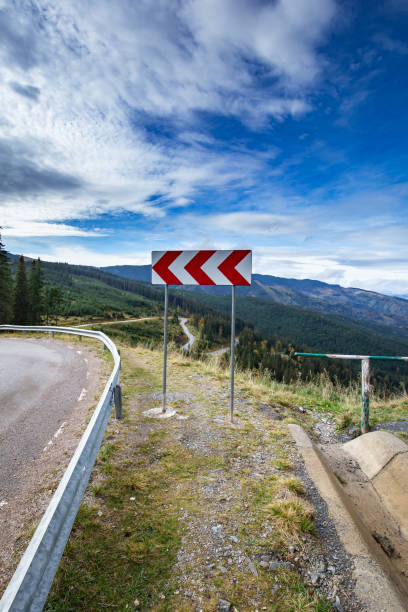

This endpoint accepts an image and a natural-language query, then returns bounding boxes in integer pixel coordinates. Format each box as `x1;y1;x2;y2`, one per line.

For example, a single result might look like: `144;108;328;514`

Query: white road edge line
54;422;66;439
77;388;87;402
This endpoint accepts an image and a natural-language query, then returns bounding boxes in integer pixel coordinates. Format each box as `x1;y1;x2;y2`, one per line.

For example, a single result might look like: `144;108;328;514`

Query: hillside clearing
45;345;364;611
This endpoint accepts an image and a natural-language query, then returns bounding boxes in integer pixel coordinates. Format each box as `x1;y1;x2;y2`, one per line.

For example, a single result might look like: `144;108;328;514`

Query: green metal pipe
295;352;408;361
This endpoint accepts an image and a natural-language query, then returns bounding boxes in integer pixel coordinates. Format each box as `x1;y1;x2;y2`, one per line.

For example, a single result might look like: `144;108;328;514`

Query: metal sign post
162;284;169;413
230;285;236;422
152;249;252;420
295;352;408;433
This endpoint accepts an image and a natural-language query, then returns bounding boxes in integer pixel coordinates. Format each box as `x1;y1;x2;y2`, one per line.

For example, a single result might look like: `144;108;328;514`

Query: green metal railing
295;352;408;434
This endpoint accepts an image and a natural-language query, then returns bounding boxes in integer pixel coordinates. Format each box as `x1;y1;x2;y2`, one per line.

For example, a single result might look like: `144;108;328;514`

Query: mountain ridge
102;265;408;332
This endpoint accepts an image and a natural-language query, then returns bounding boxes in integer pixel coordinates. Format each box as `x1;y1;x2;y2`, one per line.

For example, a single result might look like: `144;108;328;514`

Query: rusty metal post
361;358;370;433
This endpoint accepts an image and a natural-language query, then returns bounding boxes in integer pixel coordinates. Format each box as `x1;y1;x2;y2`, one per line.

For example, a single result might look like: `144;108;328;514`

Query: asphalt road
0;338;89;497
179;317;195;351
208;337;239;356
178;317;238;354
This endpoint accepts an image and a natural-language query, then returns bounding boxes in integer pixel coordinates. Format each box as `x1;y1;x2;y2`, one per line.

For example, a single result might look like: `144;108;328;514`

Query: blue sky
1;0;408;293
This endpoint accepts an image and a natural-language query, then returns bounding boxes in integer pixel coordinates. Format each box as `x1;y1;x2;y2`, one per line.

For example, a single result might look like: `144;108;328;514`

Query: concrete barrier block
373;453;408;540
343;431;408;480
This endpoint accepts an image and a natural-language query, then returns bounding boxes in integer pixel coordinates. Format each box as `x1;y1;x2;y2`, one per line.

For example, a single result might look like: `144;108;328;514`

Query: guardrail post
114;384;123;419
79;335;82;342
52;331;55;338
361;358;370;434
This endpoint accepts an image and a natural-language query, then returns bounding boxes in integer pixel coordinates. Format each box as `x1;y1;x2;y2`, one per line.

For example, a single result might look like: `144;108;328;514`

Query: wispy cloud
23;245;148;268
2;222;106;238
9;81;40;100
0;0;336;235
203;212;308;235
373;32;408;55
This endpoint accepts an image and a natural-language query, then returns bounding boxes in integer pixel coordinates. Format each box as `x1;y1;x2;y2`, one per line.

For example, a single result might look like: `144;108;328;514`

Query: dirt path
47;345;362;611
76;317;156;328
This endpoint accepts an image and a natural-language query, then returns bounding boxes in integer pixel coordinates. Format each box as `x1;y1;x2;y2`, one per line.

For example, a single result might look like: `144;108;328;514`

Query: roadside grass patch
266;498;316;538
271;569;332;612
249;475;314;541
336;410;353;430
273;456;294;471
45;429;205;610
283;477;305;495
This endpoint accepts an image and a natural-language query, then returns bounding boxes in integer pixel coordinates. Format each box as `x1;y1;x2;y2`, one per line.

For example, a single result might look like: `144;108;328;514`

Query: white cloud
24;245;149;268
205;212;307;235
0;0;336;232
1;222;106;237
253;246;408;294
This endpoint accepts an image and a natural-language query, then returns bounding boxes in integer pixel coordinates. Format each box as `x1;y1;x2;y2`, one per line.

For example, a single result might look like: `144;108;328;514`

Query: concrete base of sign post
143;406;176;419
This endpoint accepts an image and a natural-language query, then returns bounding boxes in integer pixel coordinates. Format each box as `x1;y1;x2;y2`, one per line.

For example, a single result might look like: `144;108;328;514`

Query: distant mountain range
6;255;408;385
102;265;408;333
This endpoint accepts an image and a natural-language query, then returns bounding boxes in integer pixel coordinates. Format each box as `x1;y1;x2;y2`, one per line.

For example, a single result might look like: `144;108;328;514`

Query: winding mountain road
178;317;238;354
208;337;239;355
179;317;195;351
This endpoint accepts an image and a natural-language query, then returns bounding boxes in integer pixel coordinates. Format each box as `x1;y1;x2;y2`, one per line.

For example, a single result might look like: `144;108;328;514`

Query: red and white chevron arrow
151;250;252;286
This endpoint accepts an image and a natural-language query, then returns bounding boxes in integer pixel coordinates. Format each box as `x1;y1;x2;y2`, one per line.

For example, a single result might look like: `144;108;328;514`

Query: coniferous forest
0;230;63;325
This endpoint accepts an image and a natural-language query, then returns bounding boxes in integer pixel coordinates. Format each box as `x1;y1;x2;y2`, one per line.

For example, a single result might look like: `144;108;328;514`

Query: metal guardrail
0;325;122;611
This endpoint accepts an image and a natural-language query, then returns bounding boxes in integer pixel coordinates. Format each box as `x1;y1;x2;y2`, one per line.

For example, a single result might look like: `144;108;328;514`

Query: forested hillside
7;254;233;323
3;243;408;393
182;292;408;392
103;264;408;332
187;293;408;356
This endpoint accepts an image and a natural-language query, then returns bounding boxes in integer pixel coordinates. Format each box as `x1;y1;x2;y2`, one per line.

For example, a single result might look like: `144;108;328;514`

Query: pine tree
28;258;44;324
0;229;13;323
44;285;63;324
13;255;29;324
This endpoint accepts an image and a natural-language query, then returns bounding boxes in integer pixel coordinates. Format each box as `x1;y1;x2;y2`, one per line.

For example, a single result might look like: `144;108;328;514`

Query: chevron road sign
152;249;252;422
151;250;252;286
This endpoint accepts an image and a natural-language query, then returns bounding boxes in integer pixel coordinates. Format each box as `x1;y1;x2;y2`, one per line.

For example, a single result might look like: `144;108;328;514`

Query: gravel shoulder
47;345;367;611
